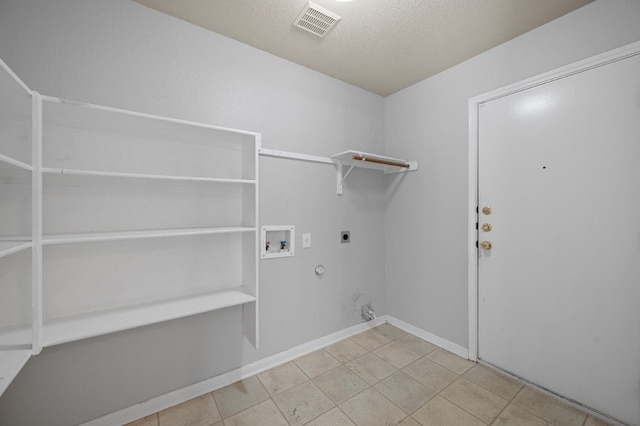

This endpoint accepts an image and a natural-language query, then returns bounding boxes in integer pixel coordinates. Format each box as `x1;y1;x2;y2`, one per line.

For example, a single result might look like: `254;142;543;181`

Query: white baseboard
385;316;469;359
82;315;466;426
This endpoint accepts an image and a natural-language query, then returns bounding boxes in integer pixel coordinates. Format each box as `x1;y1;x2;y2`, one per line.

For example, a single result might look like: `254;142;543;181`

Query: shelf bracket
336;160;357;195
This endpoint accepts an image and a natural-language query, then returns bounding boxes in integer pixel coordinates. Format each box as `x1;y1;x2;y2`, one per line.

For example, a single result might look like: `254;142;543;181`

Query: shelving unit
39;95;261;348
0;58;261;397
330;150;418;194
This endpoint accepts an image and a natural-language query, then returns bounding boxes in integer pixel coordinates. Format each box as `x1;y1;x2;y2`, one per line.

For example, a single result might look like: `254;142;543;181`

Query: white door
477;50;640;425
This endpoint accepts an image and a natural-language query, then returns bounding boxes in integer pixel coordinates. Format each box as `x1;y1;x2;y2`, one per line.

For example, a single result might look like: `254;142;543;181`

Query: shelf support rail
258;148;333;165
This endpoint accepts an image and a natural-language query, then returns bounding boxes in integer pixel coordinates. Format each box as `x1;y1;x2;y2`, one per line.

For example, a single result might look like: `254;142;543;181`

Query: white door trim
467;40;640;361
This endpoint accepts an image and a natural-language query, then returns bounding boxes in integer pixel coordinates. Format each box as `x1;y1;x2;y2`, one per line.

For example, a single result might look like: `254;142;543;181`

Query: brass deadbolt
482;206;492;215
481;223;492;232
480;241;492;250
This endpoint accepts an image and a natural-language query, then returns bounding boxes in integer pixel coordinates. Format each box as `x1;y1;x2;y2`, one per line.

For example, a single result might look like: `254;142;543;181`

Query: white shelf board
42;94;260;138
0;241;32;259
330;150;418;173
42;226;256;246
0;350;31;397
42;287;256;347
331;150;418;194
42;167;255;185
0;153;32;172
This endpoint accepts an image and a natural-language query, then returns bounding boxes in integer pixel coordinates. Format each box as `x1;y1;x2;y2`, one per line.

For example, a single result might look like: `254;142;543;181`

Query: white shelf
42;287;256;347
0;241;32;259
0;350;32;397
42;167;256;185
0;288;256;348
330;150;417;172
42;226;256;246
0;153;32;172
330;150;418;194
0;58;260;359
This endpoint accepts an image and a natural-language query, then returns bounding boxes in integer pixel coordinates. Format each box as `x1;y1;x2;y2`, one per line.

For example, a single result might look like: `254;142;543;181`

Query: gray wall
384;0;640;348
0;1;386;425
2;0;640;424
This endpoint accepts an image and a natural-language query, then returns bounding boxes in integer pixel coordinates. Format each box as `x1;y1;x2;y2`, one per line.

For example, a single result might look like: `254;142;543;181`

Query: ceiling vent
293;2;342;38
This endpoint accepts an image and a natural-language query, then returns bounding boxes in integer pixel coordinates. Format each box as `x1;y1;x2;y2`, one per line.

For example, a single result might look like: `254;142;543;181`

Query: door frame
467;40;640;362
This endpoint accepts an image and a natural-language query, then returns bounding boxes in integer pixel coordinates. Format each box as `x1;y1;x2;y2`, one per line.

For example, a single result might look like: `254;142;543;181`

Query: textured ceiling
133;0;593;96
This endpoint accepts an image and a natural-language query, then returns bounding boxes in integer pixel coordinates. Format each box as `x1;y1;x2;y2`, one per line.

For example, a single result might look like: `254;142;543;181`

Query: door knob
482;206;492;215
481;223;492;232
480;241;492;250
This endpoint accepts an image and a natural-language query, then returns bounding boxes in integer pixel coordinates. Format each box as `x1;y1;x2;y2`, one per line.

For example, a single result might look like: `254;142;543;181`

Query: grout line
208;391;223;425
434;376;496;424
209;387;224;423
485;377;528;425
271;397;292;426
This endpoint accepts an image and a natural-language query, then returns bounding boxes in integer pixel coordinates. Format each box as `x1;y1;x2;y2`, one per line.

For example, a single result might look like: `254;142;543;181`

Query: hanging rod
351;155;410;169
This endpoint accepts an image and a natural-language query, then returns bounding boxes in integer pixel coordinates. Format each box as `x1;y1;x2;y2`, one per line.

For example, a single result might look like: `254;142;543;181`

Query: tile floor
126;324;612;426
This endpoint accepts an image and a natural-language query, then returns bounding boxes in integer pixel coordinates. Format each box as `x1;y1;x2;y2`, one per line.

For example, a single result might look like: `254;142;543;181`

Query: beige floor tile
374;341;421;369
374;323;408;340
313;365;369;404
513;387;586;426
351;329;392;351
463;364;523;400
441;378;508;423
272;381;334;426
305;407;356;426
398;417;422;426
125;413;158;426
374;371;436;414
339;387;407;426
346;353;398;385
294;349;341;378
257;361;308;396
412;395;485;426
585;415;615;425
396;334;438;356
402;357;458;392
158;394;221;426
223;399;288;426
212;376;269;418
325;338;369;364
426;348;475;374
493;403;547;426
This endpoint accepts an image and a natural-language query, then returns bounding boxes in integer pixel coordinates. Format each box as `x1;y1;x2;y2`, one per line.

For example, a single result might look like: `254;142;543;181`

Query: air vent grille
293;2;342;38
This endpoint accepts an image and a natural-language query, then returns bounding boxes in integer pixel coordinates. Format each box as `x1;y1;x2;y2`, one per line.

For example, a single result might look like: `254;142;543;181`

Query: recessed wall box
261;225;295;259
